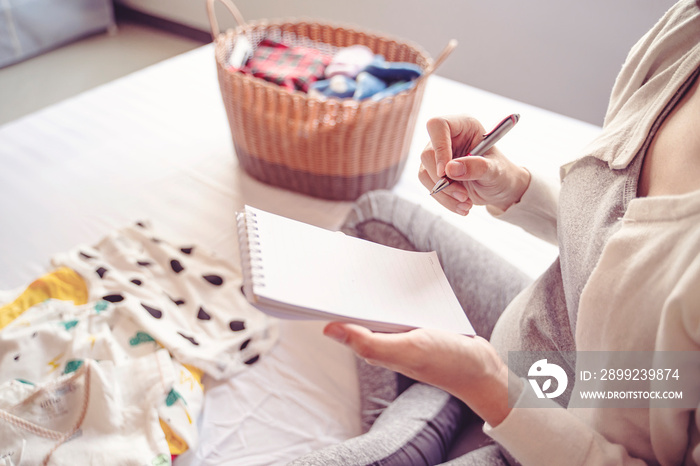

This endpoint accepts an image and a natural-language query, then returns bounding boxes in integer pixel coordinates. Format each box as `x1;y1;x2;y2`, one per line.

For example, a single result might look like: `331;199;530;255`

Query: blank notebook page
247;206;474;334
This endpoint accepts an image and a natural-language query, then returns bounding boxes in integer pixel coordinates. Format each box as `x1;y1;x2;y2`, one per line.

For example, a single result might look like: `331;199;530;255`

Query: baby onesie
0;352;173;465
0;297;203;458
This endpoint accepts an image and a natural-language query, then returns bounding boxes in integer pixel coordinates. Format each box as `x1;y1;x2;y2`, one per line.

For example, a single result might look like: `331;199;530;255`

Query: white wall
121;0;678;125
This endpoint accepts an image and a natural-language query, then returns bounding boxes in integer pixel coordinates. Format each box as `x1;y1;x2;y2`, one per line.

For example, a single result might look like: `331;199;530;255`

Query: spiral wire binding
236;208;265;302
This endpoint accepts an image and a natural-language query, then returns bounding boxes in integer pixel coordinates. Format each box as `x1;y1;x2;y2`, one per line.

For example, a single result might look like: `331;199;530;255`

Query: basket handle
420;39;458;80
206;0;247;41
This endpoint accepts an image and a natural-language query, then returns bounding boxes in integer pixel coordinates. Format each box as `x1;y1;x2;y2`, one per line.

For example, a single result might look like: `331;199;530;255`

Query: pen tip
430;178;450;195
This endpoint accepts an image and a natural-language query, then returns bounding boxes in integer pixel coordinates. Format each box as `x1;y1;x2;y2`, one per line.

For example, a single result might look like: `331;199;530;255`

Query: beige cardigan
484;1;700;464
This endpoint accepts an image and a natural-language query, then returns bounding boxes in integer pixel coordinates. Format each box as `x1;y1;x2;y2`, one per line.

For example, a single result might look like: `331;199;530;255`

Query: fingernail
446;161;465;177
456;202;471;216
436;162;445;177
324;325;347;343
454;191;468;203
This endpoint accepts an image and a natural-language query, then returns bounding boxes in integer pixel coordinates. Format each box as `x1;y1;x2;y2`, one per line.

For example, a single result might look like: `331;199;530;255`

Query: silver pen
430;113;520;195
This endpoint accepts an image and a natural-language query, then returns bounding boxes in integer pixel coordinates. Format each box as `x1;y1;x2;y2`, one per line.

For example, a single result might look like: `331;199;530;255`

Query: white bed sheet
0;44;601;464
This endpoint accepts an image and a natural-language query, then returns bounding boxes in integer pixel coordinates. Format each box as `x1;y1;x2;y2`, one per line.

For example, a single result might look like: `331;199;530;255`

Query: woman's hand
419;115;531;215
324;322;517;427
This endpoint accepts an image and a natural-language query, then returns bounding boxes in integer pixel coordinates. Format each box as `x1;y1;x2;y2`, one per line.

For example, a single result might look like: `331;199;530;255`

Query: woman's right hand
418;115;531;215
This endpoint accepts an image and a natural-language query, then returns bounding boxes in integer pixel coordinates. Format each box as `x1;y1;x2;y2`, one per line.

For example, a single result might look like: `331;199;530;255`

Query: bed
0;44;601;464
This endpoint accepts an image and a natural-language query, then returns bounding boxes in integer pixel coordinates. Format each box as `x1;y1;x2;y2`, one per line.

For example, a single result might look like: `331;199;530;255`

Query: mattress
0;44;601;464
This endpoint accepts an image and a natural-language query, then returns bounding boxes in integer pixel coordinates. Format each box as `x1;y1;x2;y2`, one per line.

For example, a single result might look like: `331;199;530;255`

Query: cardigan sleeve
486;171;560;246
485;256;700;466
650;257;700;465
484;382;648;465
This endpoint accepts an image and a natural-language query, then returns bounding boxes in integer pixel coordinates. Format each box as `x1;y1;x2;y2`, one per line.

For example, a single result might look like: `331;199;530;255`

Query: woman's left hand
323;322;516;427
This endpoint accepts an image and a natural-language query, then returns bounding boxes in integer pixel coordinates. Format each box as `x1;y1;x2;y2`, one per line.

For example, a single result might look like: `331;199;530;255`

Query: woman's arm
323;322;651;465
323;323;516;427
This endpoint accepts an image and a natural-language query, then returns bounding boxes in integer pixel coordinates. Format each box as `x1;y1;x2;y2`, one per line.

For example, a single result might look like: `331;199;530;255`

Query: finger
426;116;485;178
445;156;491;182
425;117;455;178
420;132;476;191
419;144;438;178
419;146;471;203
418;161;468;200
323;322;413;369
418;167;473;215
418;163;435;189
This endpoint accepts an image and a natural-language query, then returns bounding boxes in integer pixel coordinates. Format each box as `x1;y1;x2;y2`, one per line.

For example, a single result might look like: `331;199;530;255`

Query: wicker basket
207;0;456;200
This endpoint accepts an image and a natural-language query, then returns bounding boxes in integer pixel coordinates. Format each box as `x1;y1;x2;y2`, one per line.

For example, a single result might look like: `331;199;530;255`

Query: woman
319;0;700;464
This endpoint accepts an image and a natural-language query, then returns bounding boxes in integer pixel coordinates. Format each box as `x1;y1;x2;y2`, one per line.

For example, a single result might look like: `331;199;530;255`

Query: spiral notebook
236;205;475;335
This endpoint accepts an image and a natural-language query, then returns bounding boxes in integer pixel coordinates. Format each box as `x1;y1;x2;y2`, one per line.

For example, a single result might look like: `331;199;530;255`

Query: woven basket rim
213;17;434;108
218;15;434;59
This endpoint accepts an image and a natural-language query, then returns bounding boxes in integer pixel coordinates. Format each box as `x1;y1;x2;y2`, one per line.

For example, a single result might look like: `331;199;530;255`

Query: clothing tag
38;382;76;421
54;382;77;397
39;395;69;420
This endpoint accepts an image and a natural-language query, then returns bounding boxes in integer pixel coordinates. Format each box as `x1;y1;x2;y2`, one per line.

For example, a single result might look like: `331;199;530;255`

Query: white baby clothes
0;297;203;458
324;45;374;79
1;221;280;460
0;352;173;465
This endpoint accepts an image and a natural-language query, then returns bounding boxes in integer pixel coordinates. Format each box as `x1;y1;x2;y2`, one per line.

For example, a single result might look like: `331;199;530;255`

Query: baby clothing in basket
232;37;423;100
240;38;331;92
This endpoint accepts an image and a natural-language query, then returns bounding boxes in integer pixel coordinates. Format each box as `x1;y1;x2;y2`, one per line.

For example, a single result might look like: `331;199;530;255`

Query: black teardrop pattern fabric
197;307;211;321
102;294;124;303
229;320;246;332
170;260;185;274
50;222;278;379
141;303;162;319
203;274;224;286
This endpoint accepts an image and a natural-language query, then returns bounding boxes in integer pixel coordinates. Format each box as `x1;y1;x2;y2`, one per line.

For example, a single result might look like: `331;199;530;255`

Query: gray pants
291;191;531;466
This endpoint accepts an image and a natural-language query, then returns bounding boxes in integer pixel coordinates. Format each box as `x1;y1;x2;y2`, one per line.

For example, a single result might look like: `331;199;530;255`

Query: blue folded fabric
309;75;357;98
364;56;423;82
369;81;416;101
353;72;388;100
308;52;421;101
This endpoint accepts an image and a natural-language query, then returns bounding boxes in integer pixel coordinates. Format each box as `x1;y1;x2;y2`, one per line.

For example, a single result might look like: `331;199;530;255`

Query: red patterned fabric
240;39;330;92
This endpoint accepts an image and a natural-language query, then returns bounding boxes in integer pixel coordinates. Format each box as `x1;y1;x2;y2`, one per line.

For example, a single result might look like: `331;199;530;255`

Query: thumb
323;322;406;366
445;156;491;181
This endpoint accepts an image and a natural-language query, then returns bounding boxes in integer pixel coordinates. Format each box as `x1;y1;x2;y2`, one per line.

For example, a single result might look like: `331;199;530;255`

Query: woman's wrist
472;363;514;427
451;355;518;428
490;166;531;212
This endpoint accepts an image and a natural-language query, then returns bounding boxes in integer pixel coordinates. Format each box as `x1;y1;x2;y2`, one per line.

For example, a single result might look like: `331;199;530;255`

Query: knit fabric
293;190;531;465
